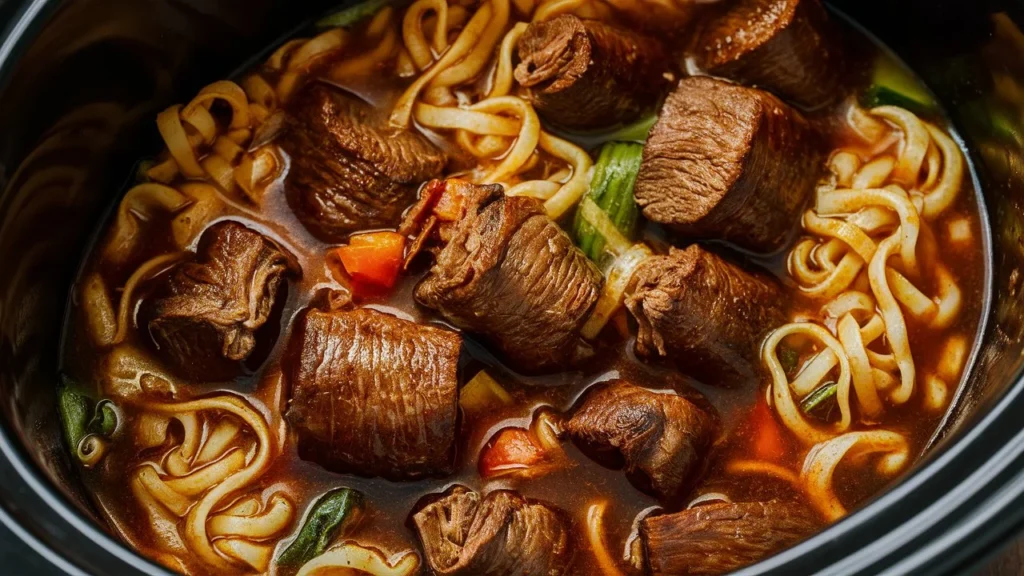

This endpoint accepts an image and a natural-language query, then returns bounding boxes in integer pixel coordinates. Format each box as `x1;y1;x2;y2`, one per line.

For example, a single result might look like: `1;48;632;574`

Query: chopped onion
531;409;562;451
938;334;968;382
947;217;972;244
577;196;632;257
296;543;420;576
623;506;662;571
459;370;513;416
685;492;732;509
586;501;626;576
581;244;651;340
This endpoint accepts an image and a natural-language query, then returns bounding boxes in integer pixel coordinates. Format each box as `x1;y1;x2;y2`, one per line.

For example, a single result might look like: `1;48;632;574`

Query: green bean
801;382;839;422
57;378;91;454
317;0;391;29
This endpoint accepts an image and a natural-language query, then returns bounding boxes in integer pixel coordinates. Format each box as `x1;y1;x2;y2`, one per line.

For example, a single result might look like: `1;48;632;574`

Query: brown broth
60;7;990;576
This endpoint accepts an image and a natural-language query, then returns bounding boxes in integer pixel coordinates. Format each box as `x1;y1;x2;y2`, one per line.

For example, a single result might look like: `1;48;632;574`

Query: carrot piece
334;231;406;290
751;400;786;462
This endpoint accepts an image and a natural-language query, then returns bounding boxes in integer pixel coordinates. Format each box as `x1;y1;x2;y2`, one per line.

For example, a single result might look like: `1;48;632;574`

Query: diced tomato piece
479;427;547;479
348;231;405;250
432;179;475;222
433;188;465;221
334;231;406;291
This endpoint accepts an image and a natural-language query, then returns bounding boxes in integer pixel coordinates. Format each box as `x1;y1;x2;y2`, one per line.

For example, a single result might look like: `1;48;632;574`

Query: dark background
0;520;62;575
0;0;60;567
0;459;66;575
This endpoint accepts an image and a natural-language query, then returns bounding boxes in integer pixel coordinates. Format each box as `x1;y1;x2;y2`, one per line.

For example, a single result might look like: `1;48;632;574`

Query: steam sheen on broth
58;0;987;574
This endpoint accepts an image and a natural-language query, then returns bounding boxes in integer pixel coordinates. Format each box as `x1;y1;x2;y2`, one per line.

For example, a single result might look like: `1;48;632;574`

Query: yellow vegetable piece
459;370;513;416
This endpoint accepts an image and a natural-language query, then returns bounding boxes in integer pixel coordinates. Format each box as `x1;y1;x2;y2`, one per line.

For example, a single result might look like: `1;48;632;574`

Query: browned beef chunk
694;0;843;110
634;76;822;253
603;0;703;34
642;500;819;576
412;485;575;575
565;380;717;506
285;306;460;479
515;15;669;129
279;82;447;242
626;245;784;385
413;181;603;374
140;221;298;381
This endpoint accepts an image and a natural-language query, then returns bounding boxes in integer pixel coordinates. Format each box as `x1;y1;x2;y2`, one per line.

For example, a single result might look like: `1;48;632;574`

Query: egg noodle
72;0;977;569
80;0;626;573
744;103;968;521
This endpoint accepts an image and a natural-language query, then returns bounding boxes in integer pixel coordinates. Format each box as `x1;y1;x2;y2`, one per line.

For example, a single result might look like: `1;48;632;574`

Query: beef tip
694;0;843;110
634;76;822;253
602;0;703;34
515;15;670;129
285;306;460;479
140;221;298;381
641;500;819;575
565;380;717;506
279;82;447;242
412;485;575;575
626;245;785;386
413;180;603;374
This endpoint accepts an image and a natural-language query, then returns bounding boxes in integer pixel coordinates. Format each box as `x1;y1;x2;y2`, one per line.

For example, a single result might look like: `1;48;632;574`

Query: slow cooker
0;0;1022;574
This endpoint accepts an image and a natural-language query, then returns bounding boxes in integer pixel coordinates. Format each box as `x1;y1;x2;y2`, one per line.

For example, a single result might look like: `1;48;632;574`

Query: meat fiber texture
286;306;461;479
635;76;822;253
694;0;844;110
603;0;703;34
642;500;819;576
515;14;670;129
141;221;298;381
565;379;718;506
279;82;447;242
412;485;575;576
415;192;602;374
626;245;785;386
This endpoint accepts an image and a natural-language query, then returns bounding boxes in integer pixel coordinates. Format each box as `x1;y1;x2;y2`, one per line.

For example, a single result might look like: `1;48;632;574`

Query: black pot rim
0;0;174;572
0;1;1021;575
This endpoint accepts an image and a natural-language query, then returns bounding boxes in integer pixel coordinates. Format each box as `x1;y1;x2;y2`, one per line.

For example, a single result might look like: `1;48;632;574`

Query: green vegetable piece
91;401;119;437
135;160;156;183
801;382;839;422
57;378;92;453
573;141;644;261
861;54;938;117
317;0;391;29
58;376;119;465
277;488;365;567
600;114;658;143
779;346;800;376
